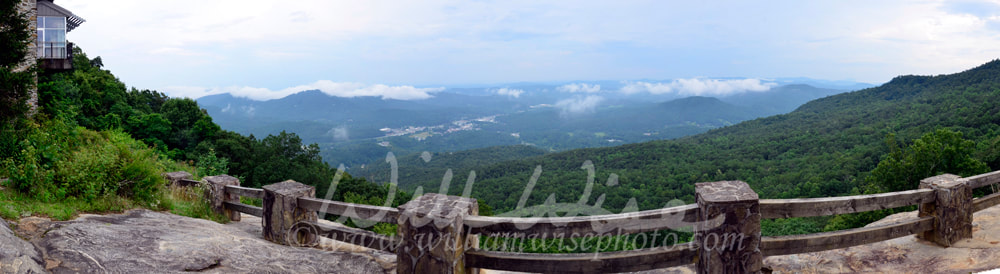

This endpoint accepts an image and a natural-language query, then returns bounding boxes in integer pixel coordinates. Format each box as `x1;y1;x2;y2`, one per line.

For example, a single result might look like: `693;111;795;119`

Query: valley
197;82;852;167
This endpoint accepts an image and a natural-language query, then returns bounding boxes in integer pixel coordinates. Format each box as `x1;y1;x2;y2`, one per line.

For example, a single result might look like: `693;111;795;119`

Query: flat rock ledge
0;218;45;274
763;204;1000;273
20;209;388;273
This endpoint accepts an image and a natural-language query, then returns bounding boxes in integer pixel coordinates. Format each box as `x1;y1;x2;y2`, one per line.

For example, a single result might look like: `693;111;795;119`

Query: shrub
196;148;229;177
3;119;165;203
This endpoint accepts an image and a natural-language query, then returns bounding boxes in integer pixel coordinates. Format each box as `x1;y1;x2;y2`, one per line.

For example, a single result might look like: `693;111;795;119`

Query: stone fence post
918;174;973;246
695;180;762;274
161;171;192;187
262;180;318;246
396;193;479;274
203;175;241;222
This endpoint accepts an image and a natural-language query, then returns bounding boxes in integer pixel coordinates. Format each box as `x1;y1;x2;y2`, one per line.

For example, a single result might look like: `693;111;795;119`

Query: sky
57;0;1000;100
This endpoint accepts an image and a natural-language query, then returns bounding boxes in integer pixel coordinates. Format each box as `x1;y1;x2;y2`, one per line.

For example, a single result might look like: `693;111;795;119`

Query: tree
866;128;989;193
827;128;990;231
0;0;34;123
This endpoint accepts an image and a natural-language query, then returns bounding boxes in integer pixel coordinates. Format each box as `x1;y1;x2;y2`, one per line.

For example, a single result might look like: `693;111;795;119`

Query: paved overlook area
3;206;1000;273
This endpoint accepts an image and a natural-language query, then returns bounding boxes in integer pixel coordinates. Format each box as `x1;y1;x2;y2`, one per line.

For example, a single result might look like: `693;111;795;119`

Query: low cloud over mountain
164;80;444;101
555;95;604;117
621;78;776;96
557;83;602;93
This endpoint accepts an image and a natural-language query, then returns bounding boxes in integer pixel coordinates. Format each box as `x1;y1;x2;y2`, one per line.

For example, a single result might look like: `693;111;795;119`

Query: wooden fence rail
465;244;697;273
297;197;399;223
975;192;1000;212
174;169;1000;274
464;204;701;236
966;170;1000;189
312;222;399;252
224;201;263;217
760;216;934;256
225;185;263;199
759;188;935;219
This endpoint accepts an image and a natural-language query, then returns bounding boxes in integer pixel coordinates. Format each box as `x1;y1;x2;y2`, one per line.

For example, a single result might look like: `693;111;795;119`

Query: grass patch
0;187;140;221
240;196;262;207
165;185;229;223
0;184;228;223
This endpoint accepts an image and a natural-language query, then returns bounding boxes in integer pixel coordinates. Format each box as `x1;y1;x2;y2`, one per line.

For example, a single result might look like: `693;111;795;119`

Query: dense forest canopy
372;60;1000;223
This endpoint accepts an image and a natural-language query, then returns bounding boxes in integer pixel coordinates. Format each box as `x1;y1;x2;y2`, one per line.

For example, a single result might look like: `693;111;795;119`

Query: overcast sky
58;0;1000;100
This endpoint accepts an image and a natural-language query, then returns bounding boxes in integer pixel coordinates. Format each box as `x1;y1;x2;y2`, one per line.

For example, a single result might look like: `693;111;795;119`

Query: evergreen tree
0;0;34;123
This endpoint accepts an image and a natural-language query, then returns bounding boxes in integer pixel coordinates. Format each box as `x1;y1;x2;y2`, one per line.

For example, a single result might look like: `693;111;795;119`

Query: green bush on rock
3;119;165;203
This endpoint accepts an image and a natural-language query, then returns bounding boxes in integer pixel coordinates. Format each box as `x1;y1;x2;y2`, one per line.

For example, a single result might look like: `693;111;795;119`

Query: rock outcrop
0;218;46;274
7;200;1000;273
764;205;1000;273
32;210;389;273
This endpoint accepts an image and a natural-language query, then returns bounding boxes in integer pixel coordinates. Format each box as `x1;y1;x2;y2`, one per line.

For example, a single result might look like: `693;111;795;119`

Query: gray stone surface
0;218;46;274
37;209;388;273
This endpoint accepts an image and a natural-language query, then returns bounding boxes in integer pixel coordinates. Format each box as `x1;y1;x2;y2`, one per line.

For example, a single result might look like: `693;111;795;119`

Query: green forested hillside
422;60;1000;217
353;145;548;191
1;45;411;220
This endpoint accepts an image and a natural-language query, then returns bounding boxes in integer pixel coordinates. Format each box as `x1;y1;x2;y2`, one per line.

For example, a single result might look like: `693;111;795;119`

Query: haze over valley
197;79;866;167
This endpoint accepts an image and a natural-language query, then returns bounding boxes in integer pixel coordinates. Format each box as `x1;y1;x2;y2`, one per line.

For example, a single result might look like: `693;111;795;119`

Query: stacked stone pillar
262;180;318;246
918;174;973;246
203;175;242;222
16;0;38;115
161;171;192;187
396;193;479;274
695;180;762;274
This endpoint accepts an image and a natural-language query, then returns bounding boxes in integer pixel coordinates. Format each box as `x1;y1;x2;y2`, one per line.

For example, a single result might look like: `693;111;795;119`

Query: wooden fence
161;170;1000;274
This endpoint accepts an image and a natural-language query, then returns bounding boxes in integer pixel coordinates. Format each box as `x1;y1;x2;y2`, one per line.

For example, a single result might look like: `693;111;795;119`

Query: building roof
37;0;85;32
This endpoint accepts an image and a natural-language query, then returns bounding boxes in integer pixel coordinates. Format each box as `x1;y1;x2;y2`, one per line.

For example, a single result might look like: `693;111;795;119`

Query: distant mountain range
196;79;863;166
353;59;1000;217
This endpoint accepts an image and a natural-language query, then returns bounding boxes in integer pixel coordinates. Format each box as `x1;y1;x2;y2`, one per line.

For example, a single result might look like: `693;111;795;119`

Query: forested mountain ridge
197;83;847;166
416;60;1000;215
354;145;548;190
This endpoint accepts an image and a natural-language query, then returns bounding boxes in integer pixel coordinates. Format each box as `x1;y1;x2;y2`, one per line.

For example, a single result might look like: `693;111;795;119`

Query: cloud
555;95;604;117
493;88;525;98
59;1;1000;91
327;126;350;142
220;103;256;117
620;78;776;96
557;83;601;93
162;80;444;101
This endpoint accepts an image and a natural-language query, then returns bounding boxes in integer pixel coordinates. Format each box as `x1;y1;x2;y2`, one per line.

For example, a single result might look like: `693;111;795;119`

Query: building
35;0;85;70
15;0;84;113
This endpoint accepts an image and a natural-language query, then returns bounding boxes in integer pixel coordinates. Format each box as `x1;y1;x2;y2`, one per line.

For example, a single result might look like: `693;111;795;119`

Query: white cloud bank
557;83;602;93
163;80;444;101
220;103;256;117
494;88;525;98
555;95;604;117
327;126;350;142
620;78;776;96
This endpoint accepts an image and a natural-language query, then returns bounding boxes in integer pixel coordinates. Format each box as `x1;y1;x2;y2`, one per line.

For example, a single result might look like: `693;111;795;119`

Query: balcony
39;42;74;71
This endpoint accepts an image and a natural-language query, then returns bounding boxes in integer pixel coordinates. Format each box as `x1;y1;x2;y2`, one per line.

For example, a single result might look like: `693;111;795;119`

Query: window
37;16;67;59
